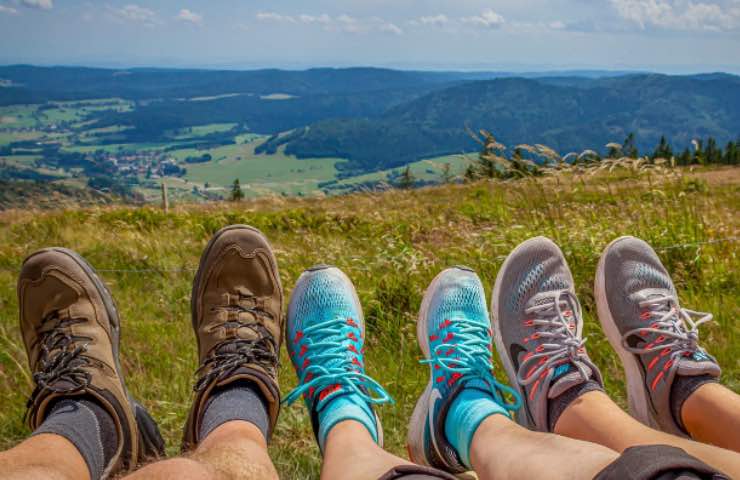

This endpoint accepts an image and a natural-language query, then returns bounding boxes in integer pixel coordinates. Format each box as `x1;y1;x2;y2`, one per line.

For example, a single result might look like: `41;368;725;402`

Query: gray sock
33;397;117;480
671;374;718;434
198;381;270;442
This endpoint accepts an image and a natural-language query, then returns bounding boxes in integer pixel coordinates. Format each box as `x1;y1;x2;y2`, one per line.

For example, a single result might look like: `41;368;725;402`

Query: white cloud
418;14;450;27
255;11;403;35
298;13;331;24
461;8;506;28
379;22;403;34
18;0;52;10
256;11;296;23
176;8;202;25
610;0;740;31
0;5;19;14
109;4;159;27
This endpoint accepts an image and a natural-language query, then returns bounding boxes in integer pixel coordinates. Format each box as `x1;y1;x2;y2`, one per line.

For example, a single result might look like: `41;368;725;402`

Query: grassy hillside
0;167;737;478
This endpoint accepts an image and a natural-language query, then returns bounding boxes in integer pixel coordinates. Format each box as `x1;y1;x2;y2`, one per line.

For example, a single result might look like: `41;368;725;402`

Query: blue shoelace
284;316;393;408
422;316;521;413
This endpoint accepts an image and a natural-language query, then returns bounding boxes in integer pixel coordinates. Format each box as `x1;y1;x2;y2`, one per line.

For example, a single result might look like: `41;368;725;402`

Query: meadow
0;167;737;479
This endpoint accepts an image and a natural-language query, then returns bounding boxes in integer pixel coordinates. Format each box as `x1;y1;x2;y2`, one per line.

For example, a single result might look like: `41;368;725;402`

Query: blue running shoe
284;265;392;452
407;267;520;473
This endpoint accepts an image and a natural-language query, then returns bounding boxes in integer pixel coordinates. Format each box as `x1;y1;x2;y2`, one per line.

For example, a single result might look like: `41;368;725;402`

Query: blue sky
1;0;739;72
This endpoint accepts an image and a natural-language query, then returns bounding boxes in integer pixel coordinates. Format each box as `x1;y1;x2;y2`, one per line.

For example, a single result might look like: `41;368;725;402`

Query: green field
0;168;737;478
181;143;345;196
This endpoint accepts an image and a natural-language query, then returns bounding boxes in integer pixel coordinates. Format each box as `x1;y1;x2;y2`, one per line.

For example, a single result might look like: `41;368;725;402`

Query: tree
464;164;478;182
475;131;507;179
230;179;244;201
398;166;415;189
440;163;454;183
652;136;673;160
724;141;738;165
705;137;721;164
622;133;639;158
678;148;691;166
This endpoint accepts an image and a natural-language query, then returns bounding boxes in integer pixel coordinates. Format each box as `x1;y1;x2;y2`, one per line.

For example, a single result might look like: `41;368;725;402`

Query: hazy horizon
1;0;739;74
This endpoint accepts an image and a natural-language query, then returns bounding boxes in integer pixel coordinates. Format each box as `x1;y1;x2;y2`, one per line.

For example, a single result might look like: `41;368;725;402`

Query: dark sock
548;380;604;432
198;380;270;442
33;397;118;480
670;374;718;434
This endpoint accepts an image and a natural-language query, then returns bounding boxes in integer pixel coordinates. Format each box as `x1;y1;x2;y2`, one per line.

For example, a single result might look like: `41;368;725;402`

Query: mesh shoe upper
492;237;603;432
409;267;519;473
285;266;391;449
600;236;720;434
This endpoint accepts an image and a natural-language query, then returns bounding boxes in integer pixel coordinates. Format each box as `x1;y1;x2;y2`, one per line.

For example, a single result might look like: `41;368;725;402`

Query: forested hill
261;74;740;174
0;65;499;105
2;65;738;177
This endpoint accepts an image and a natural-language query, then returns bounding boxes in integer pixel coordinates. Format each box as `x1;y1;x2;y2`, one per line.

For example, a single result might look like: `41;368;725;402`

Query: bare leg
321;420;414;480
682;383;740;453
470;415;618;480
0;434;90;480
125;421;278;480
555;390;740;478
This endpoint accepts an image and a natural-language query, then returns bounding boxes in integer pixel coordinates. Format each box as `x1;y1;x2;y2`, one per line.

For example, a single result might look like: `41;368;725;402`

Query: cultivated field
0;167;737;478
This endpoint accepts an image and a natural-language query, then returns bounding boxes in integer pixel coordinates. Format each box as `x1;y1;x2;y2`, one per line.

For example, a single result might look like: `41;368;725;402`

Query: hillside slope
271;74;740;174
0;168;737;478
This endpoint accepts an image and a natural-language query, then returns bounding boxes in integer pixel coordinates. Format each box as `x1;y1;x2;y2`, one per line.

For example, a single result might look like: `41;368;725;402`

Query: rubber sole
595;236;661;429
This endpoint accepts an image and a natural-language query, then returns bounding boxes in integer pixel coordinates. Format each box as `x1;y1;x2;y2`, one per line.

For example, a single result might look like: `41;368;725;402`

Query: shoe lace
621;294;712;358
195;288;279;391
422;316;521;413
284;315;392;409
26;310;91;416
517;290;590;386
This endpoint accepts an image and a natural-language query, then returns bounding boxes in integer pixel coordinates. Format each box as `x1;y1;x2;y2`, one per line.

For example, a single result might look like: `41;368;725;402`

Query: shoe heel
133;401;166;464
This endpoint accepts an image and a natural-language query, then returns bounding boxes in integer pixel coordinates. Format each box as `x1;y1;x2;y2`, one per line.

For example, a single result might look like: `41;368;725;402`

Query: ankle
317;394;378;452
199;420;268;451
444;388;510;468
675;377;719;434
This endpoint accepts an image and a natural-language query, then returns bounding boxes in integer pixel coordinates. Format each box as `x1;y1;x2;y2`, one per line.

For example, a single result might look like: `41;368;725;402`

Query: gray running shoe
491;237;603;431
595;236;720;436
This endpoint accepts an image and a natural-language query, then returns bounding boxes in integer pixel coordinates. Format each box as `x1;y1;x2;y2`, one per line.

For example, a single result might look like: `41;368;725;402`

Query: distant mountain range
1;65;739;175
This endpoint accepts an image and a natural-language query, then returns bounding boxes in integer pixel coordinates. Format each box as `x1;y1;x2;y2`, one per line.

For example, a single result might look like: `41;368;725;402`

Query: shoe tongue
676;353;721;377
547;361;593;399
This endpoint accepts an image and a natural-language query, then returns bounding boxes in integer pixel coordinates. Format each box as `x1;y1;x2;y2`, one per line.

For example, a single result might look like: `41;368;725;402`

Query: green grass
0;131;46;146
0;167;738;479
172;123;238;139
0;105;40;128
182;144;344;196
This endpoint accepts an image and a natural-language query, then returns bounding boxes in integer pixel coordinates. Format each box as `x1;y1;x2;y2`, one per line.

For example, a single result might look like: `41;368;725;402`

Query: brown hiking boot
18;248;165;478
183;225;283;450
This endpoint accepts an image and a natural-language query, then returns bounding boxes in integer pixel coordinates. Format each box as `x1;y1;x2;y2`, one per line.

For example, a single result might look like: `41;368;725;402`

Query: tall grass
0;167;737;479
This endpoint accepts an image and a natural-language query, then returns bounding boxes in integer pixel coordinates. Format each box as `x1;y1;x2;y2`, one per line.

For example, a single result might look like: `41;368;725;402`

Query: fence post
161;182;169;213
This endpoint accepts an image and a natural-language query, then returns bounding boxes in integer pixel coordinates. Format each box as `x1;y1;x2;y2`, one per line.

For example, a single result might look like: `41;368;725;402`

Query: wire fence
0;236;736;275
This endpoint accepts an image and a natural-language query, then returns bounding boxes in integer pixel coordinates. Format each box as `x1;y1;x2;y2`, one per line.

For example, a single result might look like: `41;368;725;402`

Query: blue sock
444;388;510;468
317;394;377;451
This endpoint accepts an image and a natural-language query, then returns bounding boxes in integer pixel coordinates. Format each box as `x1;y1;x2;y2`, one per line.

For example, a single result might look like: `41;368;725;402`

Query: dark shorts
594;445;730;480
377;464;458;480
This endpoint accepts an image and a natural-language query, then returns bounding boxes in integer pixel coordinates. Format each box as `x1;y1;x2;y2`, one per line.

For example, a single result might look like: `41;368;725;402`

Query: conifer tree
230;178;244;201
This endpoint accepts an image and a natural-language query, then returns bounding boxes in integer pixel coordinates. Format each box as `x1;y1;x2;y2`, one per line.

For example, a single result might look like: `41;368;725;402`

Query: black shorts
594;445;730;480
380;445;728;480
377;464;458;480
